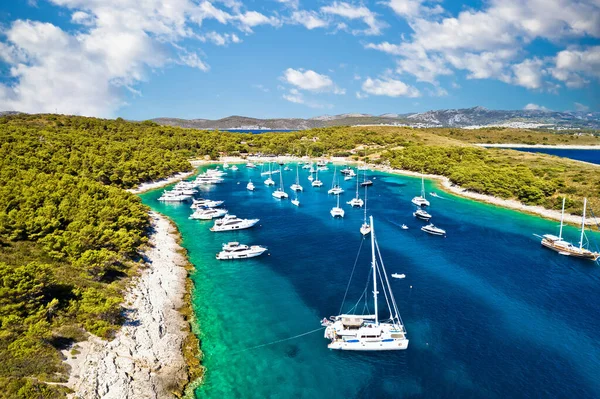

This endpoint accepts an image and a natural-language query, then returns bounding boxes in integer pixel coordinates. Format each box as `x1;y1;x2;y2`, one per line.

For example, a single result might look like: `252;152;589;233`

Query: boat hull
541;240;599;261
328;339;409;351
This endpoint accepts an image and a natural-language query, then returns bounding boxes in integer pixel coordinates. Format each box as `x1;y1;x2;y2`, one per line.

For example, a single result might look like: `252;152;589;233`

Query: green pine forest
0;113;598;397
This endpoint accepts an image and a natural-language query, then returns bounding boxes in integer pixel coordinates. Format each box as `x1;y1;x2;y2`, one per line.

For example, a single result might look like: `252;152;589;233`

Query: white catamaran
411;173;430;207
347;168;364;207
539;197;599;261
290;164;303;192
322;216;409;351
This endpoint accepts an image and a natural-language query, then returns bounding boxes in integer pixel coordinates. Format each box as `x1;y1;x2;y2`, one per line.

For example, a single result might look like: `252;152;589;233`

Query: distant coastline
476;144;600;150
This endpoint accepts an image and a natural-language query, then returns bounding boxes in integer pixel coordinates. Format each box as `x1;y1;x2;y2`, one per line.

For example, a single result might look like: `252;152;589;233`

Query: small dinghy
401;224;409;230
391;273;406;279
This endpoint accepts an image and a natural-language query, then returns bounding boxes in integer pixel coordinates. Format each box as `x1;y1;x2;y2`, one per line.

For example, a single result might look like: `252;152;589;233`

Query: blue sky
0;0;598;120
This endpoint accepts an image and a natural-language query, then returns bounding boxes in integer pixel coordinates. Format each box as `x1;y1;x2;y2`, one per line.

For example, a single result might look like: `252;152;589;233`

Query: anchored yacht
347;169;364;207
247;180;255;191
190;199;224;209
421;223;446;236
290;164;303;191
539;197;599;261
411;174;430;207
216;242;267;260
189;208;227;220
210;215;260;232
158;190;192;202
328;166;344;195
272;166;288;199
322;216;409;351
330;194;345;218
413;208;432;221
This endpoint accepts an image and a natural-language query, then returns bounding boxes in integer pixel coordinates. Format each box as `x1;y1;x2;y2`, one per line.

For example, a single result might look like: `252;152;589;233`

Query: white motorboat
413;208;432;221
189;208;228;220
247;180;255;191
231;165;238;171
330;194;345;217
322;216;409;351
284;165;291;171
272;166;288;199
360;185;371;235
302;162;312;170
411;174;430;207
216;242;267;260
308;175;314;182
539;197;599;261
290;164;303;191
246;162;256;168
391;273;406;279
158;190;192;202
347;169;363;207
340;167;352;175
190;198;224;209
210;215;260;232
401;224;409;230
223;162;229;169
291;198;300;207
421;223;446;236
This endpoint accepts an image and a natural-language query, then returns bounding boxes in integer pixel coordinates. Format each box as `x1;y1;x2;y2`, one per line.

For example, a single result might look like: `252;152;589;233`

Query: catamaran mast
371;216;378;326
355;168;359;199
421;174;426;198
363;186;368;223
559;197;565;239
580;198;587;250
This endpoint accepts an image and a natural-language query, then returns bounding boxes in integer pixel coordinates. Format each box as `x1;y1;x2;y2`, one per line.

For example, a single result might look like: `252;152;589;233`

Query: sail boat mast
363;186;368;223
559;197;565;239
580;198;587;250
371;216;378;326
421;174;426;198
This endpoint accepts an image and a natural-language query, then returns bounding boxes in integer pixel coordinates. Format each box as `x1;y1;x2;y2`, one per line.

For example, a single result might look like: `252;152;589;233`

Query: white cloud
236;11;281;33
252;84;269;92
0;0;283;116
361;77;420;97
277;0;300;9
356;91;368;99
282;68;344;94
290;10;328;29
321;2;387;35
198;31;241;46
282;88;331;108
574;102;590;112
371;0;600;91
512;58;544;89
524;103;551;111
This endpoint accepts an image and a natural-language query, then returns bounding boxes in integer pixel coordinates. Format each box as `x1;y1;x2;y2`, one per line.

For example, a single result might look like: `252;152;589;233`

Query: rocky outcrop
64;212;191;399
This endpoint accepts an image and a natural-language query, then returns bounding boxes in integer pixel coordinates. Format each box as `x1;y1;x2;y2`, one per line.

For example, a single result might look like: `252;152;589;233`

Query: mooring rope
231;327;326;354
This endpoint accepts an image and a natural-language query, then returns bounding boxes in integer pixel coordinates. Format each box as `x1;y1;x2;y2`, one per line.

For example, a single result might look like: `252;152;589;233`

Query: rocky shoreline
63;212;194;398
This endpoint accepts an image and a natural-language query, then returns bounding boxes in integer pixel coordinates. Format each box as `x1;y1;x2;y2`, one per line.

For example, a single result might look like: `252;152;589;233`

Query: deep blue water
511;148;600;165
141;165;600;399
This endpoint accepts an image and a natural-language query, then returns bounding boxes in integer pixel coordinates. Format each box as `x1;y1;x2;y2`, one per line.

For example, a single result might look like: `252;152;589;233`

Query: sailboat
411;174;430;207
272;166;288;199
330;193;344;217
290;164;303;191
246;179;255;191
539;197;599;261
360;166;373;187
312;167;323;187
264;163;275;186
322;216;409;350
347;168;364;207
328;165;344;195
291;191;300;207
360;185;371;235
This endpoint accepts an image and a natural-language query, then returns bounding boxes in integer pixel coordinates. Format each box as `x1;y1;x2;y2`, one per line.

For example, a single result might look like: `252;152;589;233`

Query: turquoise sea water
140;165;600;399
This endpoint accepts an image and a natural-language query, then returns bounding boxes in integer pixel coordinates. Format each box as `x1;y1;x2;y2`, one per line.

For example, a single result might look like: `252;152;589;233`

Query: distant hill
151;107;600;130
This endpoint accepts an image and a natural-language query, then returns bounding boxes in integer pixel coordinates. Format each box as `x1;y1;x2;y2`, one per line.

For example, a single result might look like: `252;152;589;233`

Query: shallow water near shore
140;164;600;399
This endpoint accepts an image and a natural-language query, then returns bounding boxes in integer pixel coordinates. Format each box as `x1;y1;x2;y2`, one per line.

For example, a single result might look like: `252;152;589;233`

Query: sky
0;0;599;120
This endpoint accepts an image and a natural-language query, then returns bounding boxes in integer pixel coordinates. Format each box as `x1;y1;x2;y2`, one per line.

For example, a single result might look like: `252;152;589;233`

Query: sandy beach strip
63;212;193;399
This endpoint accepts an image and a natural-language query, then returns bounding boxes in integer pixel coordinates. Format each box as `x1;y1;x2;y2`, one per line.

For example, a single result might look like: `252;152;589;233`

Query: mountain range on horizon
151;106;600;131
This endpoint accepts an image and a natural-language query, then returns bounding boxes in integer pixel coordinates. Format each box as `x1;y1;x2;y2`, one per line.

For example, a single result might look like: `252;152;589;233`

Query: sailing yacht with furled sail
328;165;344;195
412;173;430;207
330;193;344;217
322;216;409;351
264;163;275;186
539;197;599;261
272;166;288;199
290;164;303;191
347;168;363;207
360;186;371;235
312;167;323;187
